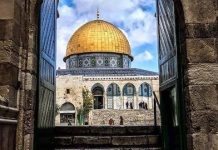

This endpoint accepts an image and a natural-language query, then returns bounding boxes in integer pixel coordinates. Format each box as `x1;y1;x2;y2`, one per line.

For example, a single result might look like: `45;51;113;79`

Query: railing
153;91;161;126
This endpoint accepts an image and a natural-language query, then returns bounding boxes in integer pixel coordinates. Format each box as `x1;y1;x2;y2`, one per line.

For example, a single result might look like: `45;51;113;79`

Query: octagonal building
56;18;159;126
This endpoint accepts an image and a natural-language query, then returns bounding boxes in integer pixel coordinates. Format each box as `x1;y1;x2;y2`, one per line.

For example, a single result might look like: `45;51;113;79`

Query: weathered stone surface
182;0;217;23
0;124;16;150
0;85;17;107
0;63;18;87
112;135;147;146
90;109;160;126
0;20;14;40
188;110;218;133
185;23;217;38
23;134;34;150
187;85;218;111
55;137;73;146
0;0;14;19
0;40;19;67
55;75;159;126
190;133;218;150
73;136;111;145
24;90;36;111
25;73;37;91
186;38;217;63
24;110;35;135
0;20;21;43
187;64;218;85
27;52;37;74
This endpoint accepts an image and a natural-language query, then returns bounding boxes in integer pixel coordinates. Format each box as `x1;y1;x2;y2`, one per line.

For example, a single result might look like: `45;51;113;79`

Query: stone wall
179;0;218;149
55;75;159;126
0;0;39;150
89;109;160;126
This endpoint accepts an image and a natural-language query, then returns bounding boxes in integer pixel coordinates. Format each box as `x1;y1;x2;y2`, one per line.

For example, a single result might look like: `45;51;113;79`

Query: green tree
77;87;93;125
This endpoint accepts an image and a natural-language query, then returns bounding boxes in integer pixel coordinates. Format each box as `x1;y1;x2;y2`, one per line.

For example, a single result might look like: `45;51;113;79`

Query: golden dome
65;20;131;59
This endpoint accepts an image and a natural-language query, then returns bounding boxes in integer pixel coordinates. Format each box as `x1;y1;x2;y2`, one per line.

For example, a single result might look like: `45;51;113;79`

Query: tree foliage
77;87;93;125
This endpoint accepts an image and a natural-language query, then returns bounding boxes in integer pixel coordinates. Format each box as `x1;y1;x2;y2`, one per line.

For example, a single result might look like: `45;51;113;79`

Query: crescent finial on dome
97;7;100;19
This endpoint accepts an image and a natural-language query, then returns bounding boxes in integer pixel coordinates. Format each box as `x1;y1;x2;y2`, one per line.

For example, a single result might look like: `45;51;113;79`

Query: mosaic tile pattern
66;53;131;69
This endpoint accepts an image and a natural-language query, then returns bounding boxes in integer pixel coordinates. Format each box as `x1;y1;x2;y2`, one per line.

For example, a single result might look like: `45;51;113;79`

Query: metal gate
157;0;185;149
35;0;57;148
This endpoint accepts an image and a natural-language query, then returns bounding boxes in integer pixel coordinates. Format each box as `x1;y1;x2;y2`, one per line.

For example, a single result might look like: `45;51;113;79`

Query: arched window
107;83;121;109
60;102;75;125
91;83;104;109
60;102;75;111
139;83;152;97
123;83;136;96
107;83;121;96
92;83;104;96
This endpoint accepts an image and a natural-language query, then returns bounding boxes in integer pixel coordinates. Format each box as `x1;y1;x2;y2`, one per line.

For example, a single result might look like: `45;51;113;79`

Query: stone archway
59;102;76;126
107;83;121;109
91;83;105;109
0;0;217;149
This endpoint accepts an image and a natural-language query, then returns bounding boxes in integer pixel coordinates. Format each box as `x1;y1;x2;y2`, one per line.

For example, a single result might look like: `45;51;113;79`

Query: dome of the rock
65;20;131;59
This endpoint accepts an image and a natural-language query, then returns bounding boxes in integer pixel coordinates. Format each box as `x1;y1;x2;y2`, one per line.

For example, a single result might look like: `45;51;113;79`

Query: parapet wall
89;109;160;126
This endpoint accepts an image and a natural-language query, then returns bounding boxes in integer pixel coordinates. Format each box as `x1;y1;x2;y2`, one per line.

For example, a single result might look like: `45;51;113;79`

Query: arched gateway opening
92;83;104;109
0;0;217;149
36;0;184;149
59;102;76;125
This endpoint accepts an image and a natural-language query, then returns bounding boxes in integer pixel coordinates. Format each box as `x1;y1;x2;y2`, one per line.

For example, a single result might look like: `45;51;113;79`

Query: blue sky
57;0;158;72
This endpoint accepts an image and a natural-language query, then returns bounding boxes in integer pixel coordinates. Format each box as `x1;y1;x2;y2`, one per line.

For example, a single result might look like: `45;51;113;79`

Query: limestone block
210;134;218;150
186;38;217;63
0;85;17;107
190;133;218;150
185;23;217;38
27;52;37;74
0;63;18;87
187;85;218;111
189;110;218;133
24;134;34;150
24;90;36;111
25;73;37;91
55;137;72;146
0;20;14;40
0;41;19;67
89;109;159;126
73;136;111;145
182;0;217;23
0;0;14;19
112;135;149;145
187;64;218;85
24;110;34;135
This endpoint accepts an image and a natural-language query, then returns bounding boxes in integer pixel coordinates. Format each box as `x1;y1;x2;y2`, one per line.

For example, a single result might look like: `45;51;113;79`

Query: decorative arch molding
107;83;121;96
91;83;105;93
138;82;152;97
123;83;136;96
60;102;75;111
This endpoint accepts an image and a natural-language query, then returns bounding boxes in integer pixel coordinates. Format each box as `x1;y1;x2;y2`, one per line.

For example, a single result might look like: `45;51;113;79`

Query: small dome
65;20;131;59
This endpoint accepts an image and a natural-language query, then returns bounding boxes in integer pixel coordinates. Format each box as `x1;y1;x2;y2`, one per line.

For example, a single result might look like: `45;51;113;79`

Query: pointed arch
107;83;121;96
138;82;152;97
123;83;136;96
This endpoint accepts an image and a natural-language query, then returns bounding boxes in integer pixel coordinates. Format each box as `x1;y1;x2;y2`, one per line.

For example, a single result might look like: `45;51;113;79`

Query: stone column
104;92;107;109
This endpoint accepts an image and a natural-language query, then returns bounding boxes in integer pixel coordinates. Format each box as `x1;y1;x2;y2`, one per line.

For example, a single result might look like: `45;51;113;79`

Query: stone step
54;126;161;136
56;148;161;150
54;135;161;148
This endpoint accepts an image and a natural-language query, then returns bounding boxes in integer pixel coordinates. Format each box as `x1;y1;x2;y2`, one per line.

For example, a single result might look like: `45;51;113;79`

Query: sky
57;0;158;72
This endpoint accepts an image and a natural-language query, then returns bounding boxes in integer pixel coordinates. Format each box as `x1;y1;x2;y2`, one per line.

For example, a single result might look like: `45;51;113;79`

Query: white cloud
56;0;156;69
134;50;153;61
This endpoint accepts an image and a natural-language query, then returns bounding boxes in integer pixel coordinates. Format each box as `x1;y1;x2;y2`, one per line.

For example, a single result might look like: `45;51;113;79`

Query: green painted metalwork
35;0;57;149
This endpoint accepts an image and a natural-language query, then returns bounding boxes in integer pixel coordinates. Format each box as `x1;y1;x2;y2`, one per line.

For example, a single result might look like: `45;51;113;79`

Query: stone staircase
53;126;161;149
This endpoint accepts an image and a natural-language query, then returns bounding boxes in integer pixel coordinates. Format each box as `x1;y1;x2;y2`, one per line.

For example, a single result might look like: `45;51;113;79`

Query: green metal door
35;0;57;149
157;0;186;149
